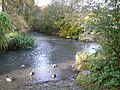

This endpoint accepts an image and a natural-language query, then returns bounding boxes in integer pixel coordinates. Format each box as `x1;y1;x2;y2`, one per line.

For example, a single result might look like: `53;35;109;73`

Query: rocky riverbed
17;78;82;90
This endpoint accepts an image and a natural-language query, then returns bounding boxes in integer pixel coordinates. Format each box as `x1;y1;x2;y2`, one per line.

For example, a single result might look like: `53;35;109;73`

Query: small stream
0;32;99;89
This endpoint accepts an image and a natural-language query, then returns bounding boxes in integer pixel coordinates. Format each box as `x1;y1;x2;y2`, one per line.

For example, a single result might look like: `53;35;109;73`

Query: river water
0;32;99;89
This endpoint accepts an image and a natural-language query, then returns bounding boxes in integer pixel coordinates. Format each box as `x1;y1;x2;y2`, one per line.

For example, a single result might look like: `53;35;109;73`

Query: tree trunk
2;0;5;11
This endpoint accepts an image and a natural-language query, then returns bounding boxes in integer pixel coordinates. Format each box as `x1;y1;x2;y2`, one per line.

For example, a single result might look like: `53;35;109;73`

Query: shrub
10;33;35;50
0;34;10;51
0;11;35;51
0;11;12;32
89;52;120;89
76;0;120;89
55;17;84;39
81;1;120;89
73;52;90;72
11;14;28;32
0;11;12;51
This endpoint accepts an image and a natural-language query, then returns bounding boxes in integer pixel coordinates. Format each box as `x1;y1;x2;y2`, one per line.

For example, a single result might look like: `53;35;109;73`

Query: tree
2;0;37;32
39;0;91;38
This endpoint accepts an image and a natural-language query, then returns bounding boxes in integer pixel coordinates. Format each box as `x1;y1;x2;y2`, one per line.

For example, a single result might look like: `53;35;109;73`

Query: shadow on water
0;32;99;89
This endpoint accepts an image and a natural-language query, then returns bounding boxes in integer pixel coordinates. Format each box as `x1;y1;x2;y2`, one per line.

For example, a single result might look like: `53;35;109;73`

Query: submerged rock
82;70;90;76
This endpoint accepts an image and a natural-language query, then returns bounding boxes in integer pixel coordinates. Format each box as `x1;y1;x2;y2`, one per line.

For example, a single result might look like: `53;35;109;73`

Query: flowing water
0;32;99;89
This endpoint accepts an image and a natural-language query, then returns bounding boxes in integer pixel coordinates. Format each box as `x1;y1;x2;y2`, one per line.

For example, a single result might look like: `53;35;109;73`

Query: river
0;32;99;89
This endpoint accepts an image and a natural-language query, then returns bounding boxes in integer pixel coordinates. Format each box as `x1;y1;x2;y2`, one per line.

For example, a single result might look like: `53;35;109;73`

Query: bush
11;14;28;32
81;1;120;89
0;11;12;32
10;33;35;50
55;17;84;39
73;52;90;72
0;11;12;51
0;34;10;51
89;52;120;89
76;1;120;89
0;11;35;52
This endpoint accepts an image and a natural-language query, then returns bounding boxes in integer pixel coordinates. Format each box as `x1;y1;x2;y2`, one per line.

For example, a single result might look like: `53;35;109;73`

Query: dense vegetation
0;11;35;52
0;0;36;52
0;11;12;51
39;0;91;39
1;0;120;89
89;1;120;89
75;0;120;89
2;0;95;41
2;0;40;32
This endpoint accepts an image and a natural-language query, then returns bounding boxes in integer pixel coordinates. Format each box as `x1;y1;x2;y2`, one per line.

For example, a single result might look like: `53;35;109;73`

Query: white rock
6;76;13;82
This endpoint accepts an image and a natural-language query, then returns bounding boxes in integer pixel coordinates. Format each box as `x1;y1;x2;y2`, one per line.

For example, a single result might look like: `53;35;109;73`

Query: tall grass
0;11;35;52
9;33;35;50
0;11;12;51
